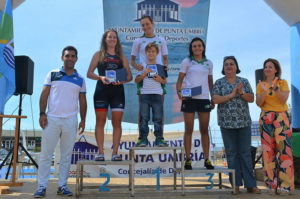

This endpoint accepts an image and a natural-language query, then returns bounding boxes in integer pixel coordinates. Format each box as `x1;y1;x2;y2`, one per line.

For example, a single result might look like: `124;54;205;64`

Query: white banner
54;132;208;178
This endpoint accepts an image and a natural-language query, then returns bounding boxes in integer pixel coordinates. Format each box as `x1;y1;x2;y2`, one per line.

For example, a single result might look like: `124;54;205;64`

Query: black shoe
184;158;192;170
204;158;214;169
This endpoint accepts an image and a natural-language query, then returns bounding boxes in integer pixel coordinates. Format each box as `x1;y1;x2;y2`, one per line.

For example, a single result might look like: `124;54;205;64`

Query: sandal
247;187;261;194
268;189;276;195
111;154;122;161
232;187;239;194
279;188;290;195
94;154;105;161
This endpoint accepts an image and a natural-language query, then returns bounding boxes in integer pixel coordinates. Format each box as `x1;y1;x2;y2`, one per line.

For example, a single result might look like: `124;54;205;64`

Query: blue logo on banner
135;0;181;22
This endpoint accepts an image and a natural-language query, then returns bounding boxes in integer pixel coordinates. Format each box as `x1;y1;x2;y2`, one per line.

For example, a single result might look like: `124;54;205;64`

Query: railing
71;148;98;164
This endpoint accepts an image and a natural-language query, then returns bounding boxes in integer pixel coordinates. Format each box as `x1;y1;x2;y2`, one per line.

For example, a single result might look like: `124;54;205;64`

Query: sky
2;0;291;137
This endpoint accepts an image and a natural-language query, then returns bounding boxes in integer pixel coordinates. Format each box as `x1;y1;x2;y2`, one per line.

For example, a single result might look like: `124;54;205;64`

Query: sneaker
204;158;214;170
135;138;148;147
184;158;192;170
155;137;168;147
57;185;73;196
34;186;46;198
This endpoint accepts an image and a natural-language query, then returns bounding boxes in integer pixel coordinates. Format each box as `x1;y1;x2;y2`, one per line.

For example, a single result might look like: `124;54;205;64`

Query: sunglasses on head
224;56;235;61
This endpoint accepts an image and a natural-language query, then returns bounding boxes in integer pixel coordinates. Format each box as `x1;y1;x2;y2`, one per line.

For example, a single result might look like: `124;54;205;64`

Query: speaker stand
0;94;38;183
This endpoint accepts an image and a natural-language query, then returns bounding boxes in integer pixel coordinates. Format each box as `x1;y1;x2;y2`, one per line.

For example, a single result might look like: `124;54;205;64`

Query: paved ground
1;177;300;199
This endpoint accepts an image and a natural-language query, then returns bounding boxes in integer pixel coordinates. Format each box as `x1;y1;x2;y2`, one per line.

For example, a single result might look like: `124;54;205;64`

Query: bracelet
177;90;181;93
40;112;46;116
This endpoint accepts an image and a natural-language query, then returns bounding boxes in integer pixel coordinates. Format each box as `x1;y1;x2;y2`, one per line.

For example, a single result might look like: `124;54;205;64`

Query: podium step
181;166;235;173
77;160;133;166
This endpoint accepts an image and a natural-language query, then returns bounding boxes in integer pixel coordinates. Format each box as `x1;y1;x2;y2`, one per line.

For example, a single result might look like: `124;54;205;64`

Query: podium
129;147;185;195
75;160;134;197
182;167;236;194
74;146;236;197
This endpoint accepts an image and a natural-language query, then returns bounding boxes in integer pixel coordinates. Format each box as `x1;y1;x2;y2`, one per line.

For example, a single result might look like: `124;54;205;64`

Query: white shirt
44;68;86;118
137;64;163;95
180;58;213;99
131;35;168;66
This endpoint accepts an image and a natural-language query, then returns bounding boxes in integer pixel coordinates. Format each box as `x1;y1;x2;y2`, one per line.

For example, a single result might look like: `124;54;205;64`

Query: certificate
181;86;202;97
181;88;192;97
192;86;202;96
105;70;116;83
116;68;128;82
146;64;158;78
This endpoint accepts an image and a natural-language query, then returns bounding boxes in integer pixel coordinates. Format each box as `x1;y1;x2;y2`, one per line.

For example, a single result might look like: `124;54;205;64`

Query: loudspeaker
255;69;264;85
14;56;34;95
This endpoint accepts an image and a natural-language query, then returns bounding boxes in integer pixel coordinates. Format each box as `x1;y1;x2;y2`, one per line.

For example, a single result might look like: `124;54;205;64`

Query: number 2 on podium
99;173;110;191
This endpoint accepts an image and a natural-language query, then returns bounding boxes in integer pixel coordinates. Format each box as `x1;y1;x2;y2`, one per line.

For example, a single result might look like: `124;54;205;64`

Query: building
1;130;41;151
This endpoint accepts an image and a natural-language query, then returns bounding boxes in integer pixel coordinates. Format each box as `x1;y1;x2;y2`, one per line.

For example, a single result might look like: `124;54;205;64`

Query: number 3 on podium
206;173;214;189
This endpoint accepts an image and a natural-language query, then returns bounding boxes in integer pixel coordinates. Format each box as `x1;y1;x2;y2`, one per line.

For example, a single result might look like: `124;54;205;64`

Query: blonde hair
145;42;159;53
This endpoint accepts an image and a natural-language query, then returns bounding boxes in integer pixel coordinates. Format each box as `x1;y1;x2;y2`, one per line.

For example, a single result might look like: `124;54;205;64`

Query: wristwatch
40;112;46;116
240;91;245;96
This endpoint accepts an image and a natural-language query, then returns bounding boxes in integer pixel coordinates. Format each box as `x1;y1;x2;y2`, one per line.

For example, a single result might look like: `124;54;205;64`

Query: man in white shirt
34;46;87;198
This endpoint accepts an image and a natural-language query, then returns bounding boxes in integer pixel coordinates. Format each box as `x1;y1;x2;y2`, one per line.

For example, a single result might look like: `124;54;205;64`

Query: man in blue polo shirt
34;46;87;198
